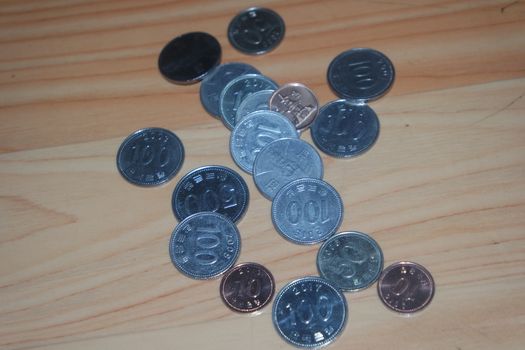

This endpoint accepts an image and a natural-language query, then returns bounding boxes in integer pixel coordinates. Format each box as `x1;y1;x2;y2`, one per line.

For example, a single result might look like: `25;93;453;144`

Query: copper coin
378;261;435;314
220;262;275;313
269;83;319;130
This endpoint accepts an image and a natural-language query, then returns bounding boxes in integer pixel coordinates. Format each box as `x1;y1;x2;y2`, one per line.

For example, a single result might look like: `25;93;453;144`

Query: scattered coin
317;231;383;292
310;99;380;158
116;128;184;187
327;48;395;102
378;261;435;314
200;62;260;118
172;165;249;223
273;276;347;348
230;110;298;174
220;74;279;130
158;32;221;84
228;7;285;55
269;83;319;130
253;138;323;199
169;212;241;280
220;262;275;313
272;178;343;245
236;89;275;121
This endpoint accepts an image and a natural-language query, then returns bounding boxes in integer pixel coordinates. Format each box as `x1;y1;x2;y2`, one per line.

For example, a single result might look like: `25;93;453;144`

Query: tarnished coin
273;276;347;348
116;128;184;186
200;62;260;118
253;138;323;199
220;74;278;130
327;48;395;102
236;89;275;121
158;32;221;84
269;83;319;130
169;212;241;280
220;262;275;313
317;231;383;292
272;178;343;245
228;7;285;55
378;261;435;314
172;165;249;223
230;110;298;174
311;100;380;158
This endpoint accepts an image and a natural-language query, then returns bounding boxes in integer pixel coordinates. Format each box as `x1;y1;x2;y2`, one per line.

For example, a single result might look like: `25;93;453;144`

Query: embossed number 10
232;278;262;299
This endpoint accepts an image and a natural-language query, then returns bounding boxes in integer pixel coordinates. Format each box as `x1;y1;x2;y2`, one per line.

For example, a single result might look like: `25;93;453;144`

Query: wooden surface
1;1;525;349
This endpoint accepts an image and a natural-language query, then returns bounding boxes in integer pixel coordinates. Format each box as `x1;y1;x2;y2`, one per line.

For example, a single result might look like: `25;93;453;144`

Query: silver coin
169;212;241;280
273;276;347;349
172;165;249;223
219;74;279;130
230;110;298;174
327;48;395;102
317;231;383;292
236;89;275;121
310;100;380;158
253;138;323;199
116;127;184;186
200;62;260;118
272;178;343;245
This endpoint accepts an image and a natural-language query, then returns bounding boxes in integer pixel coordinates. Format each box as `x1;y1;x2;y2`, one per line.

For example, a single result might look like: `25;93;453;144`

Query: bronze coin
220;262;275;313
378;261;435;314
269;83;319;130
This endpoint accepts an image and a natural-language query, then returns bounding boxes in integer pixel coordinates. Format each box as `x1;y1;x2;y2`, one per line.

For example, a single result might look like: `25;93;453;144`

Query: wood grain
1;1;524;349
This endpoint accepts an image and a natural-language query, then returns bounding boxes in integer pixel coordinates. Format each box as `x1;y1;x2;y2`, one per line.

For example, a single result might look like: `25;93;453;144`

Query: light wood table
1;1;524;349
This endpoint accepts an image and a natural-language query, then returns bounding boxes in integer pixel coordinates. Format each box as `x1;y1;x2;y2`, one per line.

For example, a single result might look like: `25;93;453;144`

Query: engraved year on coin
269;83;319;131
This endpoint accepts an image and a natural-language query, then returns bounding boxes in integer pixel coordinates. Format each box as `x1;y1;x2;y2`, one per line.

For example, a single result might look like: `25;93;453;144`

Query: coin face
272;178;343;245
310;100;380;158
158;32;221;84
200;62;260;118
172;165;249;223
253;138;323;199
269;83;319;130
228;7;285;55
220;262;275;313
116;128;184;186
219;74;278;130
169;212;241;280
317;231;383;292
327;48;395;102
230;110;298;174
378;261;435;314
273;276;347;349
236;89;275;121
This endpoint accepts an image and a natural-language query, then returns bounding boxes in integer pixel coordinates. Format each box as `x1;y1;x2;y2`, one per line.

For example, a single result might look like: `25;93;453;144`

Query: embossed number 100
128;143;170;167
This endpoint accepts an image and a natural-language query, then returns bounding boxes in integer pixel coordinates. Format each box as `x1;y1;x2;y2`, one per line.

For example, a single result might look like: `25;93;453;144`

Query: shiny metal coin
169;212;241;280
158;32;221;85
310;100;380;158
228;7;285;55
236;89;275;121
220;74;278;130
172;165;249;223
253;138;323;199
317;231;383;292
269;83;319;130
116;128;184;186
230;110;298;174
200;62;260;118
220;262;275;313
272;178;343;245
378;261;435;314
273;276;347;348
327;48;395;102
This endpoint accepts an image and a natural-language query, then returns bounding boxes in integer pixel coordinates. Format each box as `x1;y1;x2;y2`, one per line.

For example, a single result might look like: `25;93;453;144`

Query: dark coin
310;99;380;158
116;128;184;186
172;165;249;223
158;32;221;84
327;48;395;102
220;262;275;313
228;7;285;55
378;261;435;314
